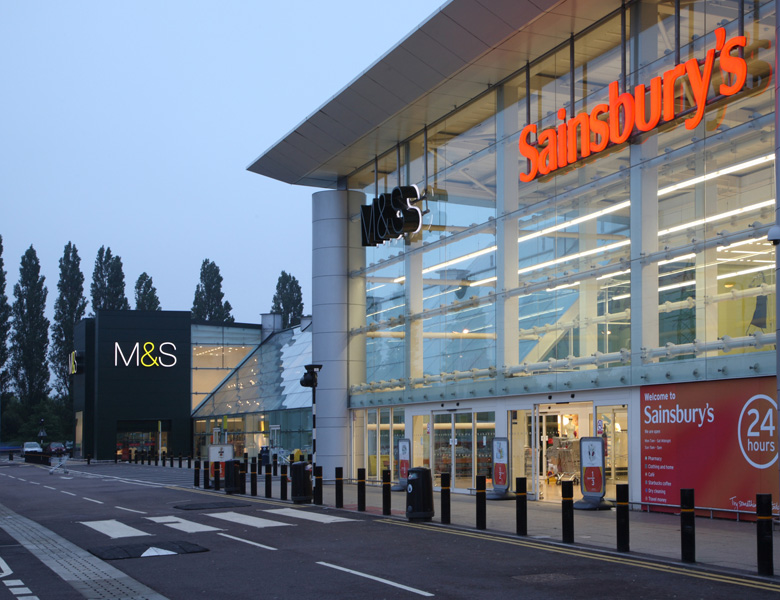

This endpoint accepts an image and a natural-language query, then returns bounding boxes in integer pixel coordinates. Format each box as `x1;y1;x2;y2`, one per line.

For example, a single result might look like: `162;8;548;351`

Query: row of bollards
188;462;775;577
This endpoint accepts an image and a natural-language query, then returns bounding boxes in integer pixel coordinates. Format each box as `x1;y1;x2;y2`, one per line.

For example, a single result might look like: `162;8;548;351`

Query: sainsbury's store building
250;0;778;513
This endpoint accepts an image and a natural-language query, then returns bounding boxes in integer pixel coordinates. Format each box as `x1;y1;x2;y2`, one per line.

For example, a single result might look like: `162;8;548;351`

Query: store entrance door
530;402;592;502
432;412;473;491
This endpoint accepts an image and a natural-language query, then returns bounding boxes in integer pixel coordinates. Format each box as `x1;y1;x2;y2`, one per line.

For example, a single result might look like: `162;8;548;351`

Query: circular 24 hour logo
737;394;778;469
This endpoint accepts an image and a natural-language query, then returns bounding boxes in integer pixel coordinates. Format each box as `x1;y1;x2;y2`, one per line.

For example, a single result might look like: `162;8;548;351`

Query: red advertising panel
641;378;778;516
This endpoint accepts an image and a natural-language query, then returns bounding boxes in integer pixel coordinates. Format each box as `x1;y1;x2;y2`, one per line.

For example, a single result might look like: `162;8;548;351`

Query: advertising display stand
574;437;612;510
208;444;234;481
487;438;515;500
391;438;411;492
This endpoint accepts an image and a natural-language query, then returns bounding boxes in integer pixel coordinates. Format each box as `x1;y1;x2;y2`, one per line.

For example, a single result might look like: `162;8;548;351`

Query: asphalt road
0;461;778;599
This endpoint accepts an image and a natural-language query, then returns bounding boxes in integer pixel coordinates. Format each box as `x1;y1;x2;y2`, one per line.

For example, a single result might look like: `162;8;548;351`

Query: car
45;442;66;456
21;442;42;455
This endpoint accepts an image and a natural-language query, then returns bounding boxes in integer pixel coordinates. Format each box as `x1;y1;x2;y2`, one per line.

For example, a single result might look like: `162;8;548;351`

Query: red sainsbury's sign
518;27;748;182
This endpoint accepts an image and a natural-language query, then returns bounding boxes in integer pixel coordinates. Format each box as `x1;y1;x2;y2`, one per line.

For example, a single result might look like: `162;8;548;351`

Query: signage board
641;378;779;516
579;437;606;498
397;438;411;481
208;444;234;478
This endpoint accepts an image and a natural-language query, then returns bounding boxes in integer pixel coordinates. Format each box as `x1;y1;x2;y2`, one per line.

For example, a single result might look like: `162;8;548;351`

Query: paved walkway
9;458;779;578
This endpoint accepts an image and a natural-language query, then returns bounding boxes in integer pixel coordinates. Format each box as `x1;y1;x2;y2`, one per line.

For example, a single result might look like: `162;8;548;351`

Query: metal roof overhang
247;0;621;189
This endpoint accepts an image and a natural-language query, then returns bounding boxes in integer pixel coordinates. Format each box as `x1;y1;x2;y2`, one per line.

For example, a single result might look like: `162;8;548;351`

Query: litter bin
406;467;434;521
291;461;312;504
224;459;241;494
260;447;270;467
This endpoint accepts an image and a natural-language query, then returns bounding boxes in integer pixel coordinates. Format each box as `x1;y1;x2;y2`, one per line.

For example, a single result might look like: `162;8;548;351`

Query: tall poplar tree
192;259;234;323
50;242;87;401
0;236;11;401
271;271;304;329
134;272;161;311
91;246;129;312
11;246;50;407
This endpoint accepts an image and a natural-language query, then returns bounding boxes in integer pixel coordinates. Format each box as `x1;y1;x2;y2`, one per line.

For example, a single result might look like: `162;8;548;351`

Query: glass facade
192;325;313;460
349;0;776;403
342;0;777;498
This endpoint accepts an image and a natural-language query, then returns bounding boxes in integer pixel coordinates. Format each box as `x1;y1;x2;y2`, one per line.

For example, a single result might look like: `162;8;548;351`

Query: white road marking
7;586;33;595
2;580;22;586
116;506;147;514
61;491;76;496
43;486;56;490
205;511;292;529
0;559;12;578
28;482;40;485
317;562;434;597
141;547;176;557
79;519;152;539
264;508;355;524
146;516;222;533
217;533;276;551
83;497;104;504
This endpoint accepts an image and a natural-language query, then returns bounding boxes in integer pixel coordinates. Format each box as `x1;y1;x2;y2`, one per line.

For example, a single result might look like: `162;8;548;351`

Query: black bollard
382;470;391;516
616;484;630;552
756;493;774;576
516;477;527;536
265;464;273;498
147;452;151;466
250;458;257;497
155;453;159;466
179;454;183;468
272;454;278;477
8;452;12;461
87;454;92;465
680;488;695;563
170;454;174;468
134;451;139;464
214;463;221;492
357;468;366;512
204;460;211;489
280;465;288;501
114;454;118;464
194;460;200;487
476;475;487;530
441;473;451;525
239;461;247;495
314;466;323;506
335;467;344;508
561;480;574;543
187;456;192;469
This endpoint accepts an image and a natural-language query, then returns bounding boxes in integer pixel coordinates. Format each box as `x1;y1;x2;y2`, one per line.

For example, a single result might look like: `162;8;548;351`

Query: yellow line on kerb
377;519;780;593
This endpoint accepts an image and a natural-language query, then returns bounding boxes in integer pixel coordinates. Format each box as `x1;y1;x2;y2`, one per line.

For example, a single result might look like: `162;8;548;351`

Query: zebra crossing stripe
205;511;293;529
79;519;151;539
146;516;222;533
264;508;355;523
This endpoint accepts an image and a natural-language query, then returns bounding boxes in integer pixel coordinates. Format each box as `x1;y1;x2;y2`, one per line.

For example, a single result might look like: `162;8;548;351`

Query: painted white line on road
217;533;276;551
205;511;293;529
79;519;152;539
146;516;222;533
61;491;76;496
28;482;40;485
7;586;32;595
83;497;104;504
16;479;25;482
264;508;355;524
43;486;56;490
0;559;12;578
2;580;22;586
317;562;434;597
116;506;147;514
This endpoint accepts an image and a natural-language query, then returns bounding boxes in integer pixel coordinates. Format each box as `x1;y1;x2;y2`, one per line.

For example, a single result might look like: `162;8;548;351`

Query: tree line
0;236;303;445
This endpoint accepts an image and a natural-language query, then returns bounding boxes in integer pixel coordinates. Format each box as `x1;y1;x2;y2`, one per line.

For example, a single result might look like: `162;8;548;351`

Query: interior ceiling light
657;154;774;197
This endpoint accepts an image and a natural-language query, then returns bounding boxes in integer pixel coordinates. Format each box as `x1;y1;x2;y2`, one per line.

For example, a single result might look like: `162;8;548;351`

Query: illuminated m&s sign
519;27;749;182
114;342;178;368
361;185;423;246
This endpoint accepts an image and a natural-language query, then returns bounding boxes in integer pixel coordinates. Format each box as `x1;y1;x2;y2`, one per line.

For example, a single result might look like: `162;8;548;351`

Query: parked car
21;442;42;455
45;442;66;456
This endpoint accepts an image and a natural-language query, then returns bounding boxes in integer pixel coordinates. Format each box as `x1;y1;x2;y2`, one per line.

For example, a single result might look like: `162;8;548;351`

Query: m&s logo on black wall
114;341;178;368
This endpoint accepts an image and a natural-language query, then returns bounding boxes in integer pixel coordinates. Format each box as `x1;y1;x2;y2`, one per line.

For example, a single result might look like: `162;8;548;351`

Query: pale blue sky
0;1;442;323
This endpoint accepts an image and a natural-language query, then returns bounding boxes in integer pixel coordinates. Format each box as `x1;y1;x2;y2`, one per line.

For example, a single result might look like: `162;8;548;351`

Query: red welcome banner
641;378;778;516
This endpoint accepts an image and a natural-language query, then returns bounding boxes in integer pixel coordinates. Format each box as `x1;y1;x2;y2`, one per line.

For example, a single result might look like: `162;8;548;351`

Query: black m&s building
73;310;192;460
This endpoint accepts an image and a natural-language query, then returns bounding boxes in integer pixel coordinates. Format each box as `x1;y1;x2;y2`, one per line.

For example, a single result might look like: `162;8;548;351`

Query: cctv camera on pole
300;364;322;468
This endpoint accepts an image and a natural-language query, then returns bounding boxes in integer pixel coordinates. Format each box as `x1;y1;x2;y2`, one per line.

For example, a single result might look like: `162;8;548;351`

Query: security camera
768;224;780;245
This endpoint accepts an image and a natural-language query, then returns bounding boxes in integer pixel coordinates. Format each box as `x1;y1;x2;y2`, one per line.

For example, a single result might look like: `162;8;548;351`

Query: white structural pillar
311;189;363;477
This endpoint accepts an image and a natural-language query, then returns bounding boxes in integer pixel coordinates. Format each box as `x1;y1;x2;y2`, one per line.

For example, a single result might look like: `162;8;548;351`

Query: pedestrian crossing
79;508;356;539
